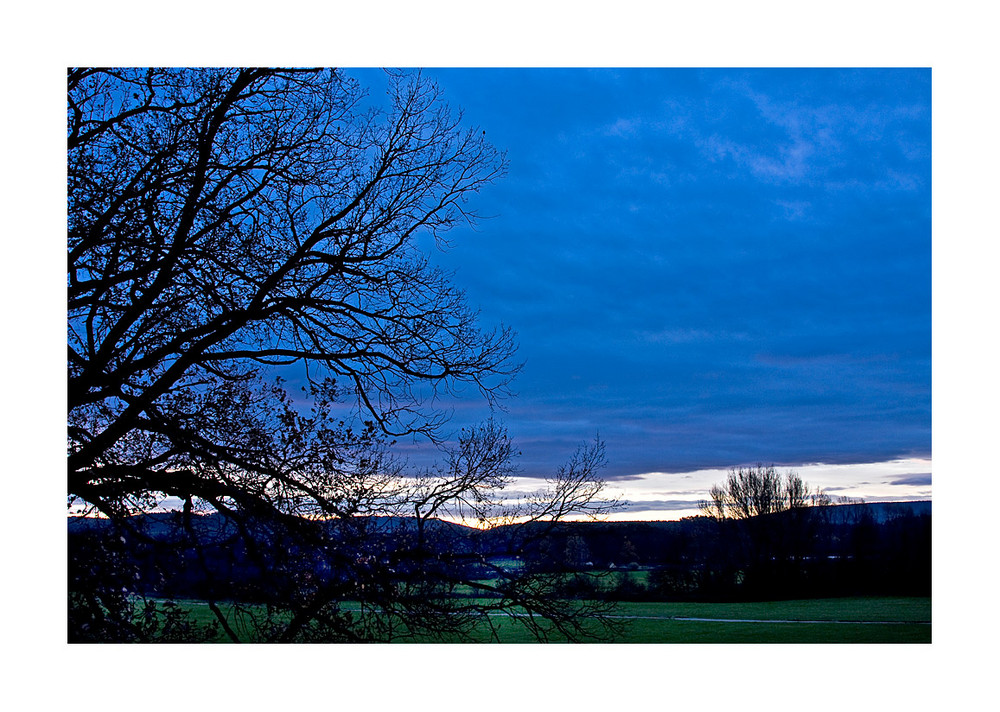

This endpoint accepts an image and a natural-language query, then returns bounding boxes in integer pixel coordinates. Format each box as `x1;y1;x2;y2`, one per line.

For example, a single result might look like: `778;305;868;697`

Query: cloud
618;499;704;513
371;68;930;478
890;473;932;487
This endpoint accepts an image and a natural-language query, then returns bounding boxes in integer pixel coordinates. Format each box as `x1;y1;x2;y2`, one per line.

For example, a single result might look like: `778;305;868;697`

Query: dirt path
597;614;930;625
175;599;930;625
483;611;929;625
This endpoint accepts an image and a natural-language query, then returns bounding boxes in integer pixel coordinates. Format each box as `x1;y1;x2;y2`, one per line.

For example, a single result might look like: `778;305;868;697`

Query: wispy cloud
618;499;704;513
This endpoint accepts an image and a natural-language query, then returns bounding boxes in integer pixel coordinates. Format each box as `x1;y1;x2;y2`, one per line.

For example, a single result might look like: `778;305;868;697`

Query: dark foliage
70;500;930;634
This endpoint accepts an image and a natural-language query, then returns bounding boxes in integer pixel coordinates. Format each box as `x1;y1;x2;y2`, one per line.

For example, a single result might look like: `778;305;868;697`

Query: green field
164;596;931;643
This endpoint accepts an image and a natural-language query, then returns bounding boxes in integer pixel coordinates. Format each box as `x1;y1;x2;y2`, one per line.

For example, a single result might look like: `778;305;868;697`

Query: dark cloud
890;473;932;487
343;69;932;478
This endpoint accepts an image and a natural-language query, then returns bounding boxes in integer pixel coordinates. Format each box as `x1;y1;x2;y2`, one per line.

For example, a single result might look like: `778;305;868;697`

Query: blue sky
345;68;931;491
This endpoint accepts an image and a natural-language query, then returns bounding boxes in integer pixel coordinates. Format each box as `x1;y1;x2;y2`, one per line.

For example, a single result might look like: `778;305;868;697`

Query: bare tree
700;465;826;520
564;535;591;569
67;68;617;642
699;464;840;580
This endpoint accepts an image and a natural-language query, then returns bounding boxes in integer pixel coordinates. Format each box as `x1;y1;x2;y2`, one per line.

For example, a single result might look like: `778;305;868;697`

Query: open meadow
168;596;930;644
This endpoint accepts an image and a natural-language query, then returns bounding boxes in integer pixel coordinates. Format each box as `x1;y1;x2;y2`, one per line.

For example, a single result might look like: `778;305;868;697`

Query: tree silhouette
67;68;618;642
697;465;843;596
700;465;828;520
564;535;591;569
618;537;639;566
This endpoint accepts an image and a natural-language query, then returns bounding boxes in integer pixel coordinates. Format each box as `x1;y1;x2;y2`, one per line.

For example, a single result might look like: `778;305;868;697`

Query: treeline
518;501;931;601
69;499;930;629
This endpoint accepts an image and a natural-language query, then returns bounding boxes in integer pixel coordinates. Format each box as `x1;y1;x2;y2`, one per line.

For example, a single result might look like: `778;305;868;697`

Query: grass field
165;596;930;643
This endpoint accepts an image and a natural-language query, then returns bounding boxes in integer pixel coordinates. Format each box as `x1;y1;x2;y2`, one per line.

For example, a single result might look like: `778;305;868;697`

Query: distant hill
816;500;930;523
69;499;931;601
67;499;931;542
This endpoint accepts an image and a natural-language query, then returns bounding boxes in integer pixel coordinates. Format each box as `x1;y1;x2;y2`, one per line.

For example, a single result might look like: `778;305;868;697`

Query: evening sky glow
325;68;933;519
